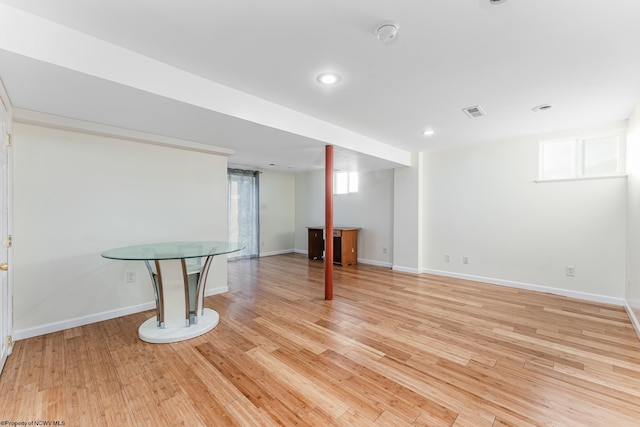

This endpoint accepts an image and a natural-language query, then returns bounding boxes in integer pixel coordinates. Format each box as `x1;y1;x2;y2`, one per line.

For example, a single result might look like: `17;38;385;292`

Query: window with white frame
538;132;625;181
334;171;358;194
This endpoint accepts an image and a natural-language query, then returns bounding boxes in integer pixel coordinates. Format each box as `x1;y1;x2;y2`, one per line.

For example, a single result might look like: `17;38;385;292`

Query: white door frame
0;78;13;374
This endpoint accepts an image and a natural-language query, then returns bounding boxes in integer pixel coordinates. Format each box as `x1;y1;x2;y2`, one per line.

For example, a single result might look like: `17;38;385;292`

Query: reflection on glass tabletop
101;241;244;261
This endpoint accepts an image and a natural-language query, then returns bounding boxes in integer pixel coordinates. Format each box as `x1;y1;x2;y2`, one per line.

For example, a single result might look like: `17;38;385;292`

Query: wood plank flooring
1;253;640;426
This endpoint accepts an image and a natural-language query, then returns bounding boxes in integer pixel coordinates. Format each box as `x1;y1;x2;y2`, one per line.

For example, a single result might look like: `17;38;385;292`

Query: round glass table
102;241;243;343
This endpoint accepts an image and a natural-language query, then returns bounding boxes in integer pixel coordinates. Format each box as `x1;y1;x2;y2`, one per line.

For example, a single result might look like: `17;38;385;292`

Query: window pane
335;171;348;194
583;136;618;176
348;172;359;193
542;140;577;180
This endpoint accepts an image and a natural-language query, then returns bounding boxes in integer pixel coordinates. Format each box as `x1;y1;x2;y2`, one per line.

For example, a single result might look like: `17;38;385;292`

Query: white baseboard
14;301;155;341
358;258;393;268
289;249;392;268
624;300;640;341
14;286;228;341
392;265;421;274
421;268;624;306
260;249;295;257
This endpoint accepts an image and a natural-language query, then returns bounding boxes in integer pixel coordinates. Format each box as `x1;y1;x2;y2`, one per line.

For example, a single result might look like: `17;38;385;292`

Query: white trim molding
420;268;624;306
392;265;421;275
260;249;296;257
359;258;393;268
624;300;640;341
13;108;235;156
292;249;393;268
14;286;228;341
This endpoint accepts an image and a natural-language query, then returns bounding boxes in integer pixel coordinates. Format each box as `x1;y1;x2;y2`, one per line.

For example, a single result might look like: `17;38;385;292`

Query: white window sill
535;174;627;183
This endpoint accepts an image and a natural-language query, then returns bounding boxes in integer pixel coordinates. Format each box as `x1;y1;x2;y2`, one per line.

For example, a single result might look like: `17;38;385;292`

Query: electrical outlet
444;254;452;263
565;266;575;277
463;256;469;265
382;247;388;254
126;271;136;283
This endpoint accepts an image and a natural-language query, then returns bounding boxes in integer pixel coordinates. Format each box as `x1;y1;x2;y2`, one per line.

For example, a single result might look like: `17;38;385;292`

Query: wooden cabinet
307;227;359;266
332;228;359;266
307;227;325;260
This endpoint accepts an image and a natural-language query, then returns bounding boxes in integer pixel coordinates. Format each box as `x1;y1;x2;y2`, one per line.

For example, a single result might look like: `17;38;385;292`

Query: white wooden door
0;80;12;374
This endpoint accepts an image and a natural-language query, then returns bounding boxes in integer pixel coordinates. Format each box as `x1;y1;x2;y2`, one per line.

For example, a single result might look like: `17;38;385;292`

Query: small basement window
334;171;358;194
538;132;625;181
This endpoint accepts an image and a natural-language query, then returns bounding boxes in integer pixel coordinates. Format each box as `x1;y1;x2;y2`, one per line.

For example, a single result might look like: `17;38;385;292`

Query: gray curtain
227;168;259;259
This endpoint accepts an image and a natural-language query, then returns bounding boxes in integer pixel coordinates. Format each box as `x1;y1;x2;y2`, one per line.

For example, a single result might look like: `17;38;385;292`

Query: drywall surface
423;123;627;300
294;171;325;252
13;123;228;336
259;170;296;256
393;153;424;273
626;103;640;330
295;169;394;266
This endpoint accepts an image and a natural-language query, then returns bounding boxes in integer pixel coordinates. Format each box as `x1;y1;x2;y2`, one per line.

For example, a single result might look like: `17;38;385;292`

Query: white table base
101;241;242;344
138;308;219;344
140;254;219;343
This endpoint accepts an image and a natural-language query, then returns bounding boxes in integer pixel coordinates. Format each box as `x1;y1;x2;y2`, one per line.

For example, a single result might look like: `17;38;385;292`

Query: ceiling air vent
462;105;486;118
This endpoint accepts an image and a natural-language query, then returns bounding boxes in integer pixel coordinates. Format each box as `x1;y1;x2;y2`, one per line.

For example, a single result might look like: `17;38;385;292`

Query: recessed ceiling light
420;129;435;137
532;104;553;112
489;0;508;4
316;72;341;85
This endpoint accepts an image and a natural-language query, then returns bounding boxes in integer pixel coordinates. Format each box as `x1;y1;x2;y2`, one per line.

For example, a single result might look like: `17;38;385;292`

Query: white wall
295;169;394;266
422;122;627;302
294;171;325;252
626;103;640;334
393;153;424;273
259;170;295;256
13;123;229;338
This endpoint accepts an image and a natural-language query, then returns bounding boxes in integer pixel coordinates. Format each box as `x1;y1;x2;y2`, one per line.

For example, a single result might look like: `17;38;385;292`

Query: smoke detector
375;23;399;43
532;104;553;112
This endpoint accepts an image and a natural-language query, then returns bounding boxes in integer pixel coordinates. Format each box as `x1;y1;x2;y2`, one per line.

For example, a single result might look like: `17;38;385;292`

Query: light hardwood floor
1;253;640;426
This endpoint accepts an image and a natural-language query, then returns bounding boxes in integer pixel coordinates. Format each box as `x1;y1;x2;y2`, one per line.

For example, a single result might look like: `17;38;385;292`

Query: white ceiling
1;0;639;173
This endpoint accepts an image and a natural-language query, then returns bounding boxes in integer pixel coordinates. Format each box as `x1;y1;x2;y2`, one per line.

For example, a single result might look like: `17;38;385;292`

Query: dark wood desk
306;227;360;266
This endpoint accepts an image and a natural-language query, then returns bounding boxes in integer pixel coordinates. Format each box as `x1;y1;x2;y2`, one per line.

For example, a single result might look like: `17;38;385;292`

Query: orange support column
325;145;334;300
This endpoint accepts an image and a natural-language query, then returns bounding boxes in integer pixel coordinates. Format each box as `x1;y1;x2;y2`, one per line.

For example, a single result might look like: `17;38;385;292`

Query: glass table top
101;241;244;261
